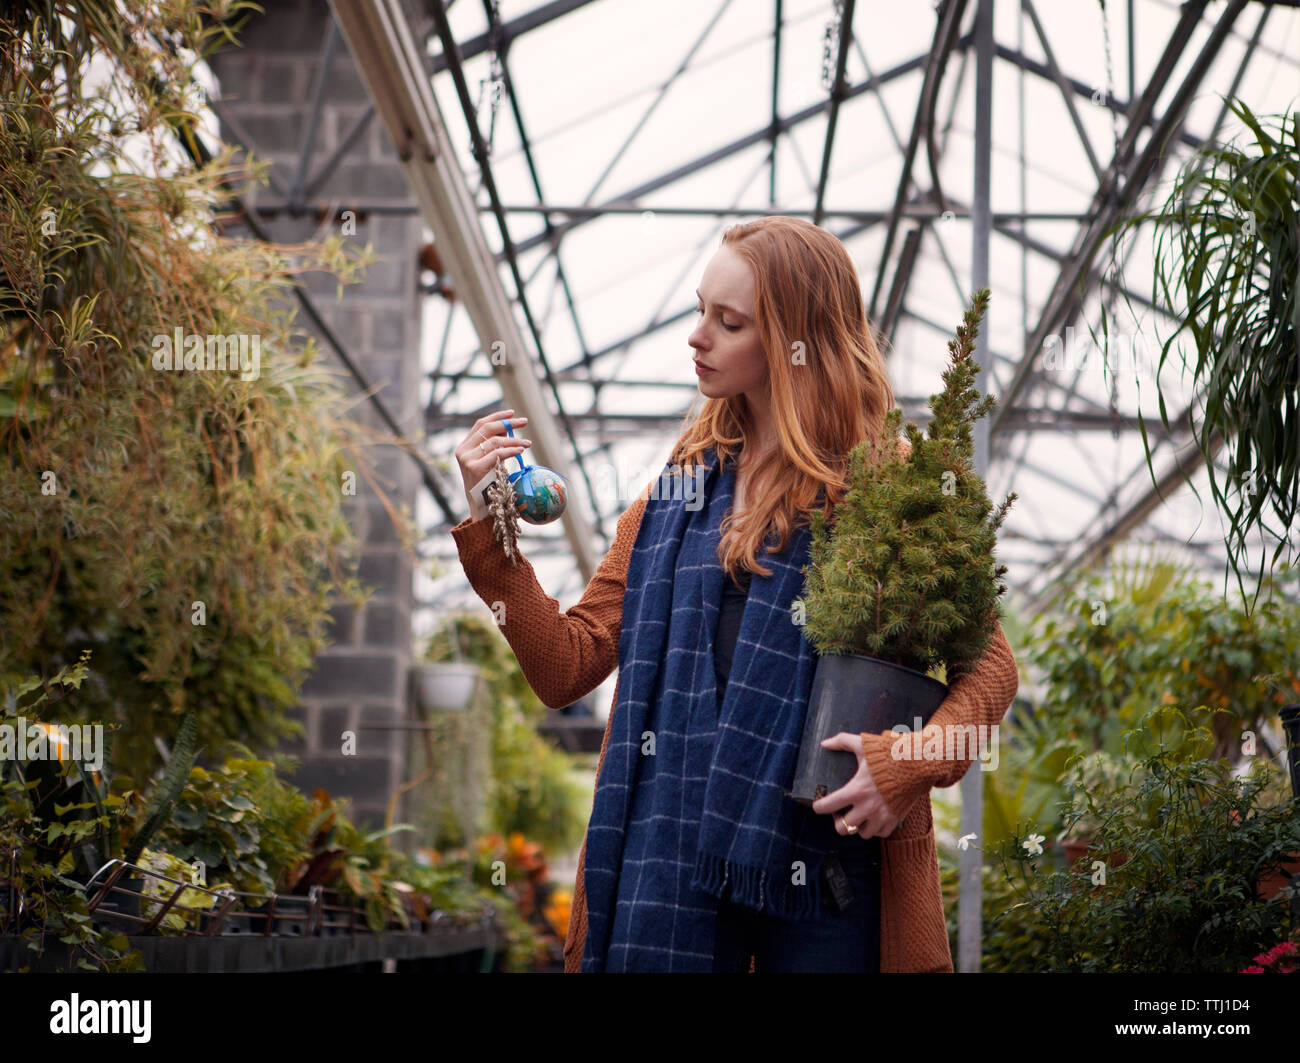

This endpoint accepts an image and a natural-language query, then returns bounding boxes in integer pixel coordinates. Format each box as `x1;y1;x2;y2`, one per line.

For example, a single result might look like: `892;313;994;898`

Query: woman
451;216;1019;973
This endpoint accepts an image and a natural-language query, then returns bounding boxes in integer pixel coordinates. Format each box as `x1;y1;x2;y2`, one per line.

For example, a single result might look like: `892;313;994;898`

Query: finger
475;408;530;436
838;811;869;836
459;413;529;453
472;408;515;430
470;435;532;466
811;777;860;815
477;413;530;436
864;813;892;837
819;732;861;754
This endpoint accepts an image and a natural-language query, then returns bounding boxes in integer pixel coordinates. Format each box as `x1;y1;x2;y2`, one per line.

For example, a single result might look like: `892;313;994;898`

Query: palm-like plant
1104;101;1298;611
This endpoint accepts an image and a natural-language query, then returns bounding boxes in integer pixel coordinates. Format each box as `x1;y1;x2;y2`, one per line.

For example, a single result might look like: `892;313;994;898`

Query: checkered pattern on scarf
580;449;838;972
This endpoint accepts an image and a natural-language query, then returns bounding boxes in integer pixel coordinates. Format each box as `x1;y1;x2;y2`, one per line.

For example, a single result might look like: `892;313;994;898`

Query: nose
688;322;709;353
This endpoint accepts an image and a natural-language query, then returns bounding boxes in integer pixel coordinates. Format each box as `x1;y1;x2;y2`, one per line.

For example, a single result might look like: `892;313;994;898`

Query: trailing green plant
1100;101;1299;610
0;0;385;776
797;289;1016;678
424;614;588;855
988;712;1300;973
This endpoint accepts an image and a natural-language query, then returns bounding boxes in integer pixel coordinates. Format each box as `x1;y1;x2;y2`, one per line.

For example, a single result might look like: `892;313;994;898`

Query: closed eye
696;305;741;331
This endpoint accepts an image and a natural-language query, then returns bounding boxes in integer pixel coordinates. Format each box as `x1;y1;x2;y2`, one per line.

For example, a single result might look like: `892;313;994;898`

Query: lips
694;362;715;373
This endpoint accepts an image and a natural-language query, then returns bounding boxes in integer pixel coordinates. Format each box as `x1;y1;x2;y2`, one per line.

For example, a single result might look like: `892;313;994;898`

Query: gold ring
479;439;487;453
845;821;859;834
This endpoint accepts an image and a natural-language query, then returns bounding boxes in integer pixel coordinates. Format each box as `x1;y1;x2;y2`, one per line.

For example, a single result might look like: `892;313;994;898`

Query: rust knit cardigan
451;483;1020;974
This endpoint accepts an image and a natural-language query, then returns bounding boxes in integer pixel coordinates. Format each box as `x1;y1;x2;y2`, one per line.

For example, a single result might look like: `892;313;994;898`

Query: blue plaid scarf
580;448;840;972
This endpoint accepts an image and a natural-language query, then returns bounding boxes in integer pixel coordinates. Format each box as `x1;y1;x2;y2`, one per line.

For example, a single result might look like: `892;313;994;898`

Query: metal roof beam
507;48;939;257
867;0;969;318
329;0;600;580
991;42;1206;154
425;0;602;71
812;0;857;225
991;0;1245;440
1023;422;1226;614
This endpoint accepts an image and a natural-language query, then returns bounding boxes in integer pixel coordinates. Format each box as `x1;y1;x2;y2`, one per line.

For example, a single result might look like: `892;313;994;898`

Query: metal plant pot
789;652;948;805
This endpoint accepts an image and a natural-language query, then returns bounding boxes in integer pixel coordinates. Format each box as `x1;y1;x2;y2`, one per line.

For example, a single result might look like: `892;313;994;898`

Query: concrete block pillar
209;0;423;831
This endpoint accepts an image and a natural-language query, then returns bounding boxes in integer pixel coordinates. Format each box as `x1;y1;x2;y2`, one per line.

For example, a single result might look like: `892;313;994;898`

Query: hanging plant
0;2;382;773
1102;101;1298;611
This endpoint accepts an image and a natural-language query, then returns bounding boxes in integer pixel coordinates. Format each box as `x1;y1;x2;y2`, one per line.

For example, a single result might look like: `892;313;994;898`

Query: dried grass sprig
486;458;520;565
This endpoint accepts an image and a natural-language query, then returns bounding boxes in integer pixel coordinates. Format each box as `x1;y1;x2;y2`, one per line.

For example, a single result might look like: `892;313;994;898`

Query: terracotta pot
1059;837;1128;870
1256;853;1300;902
1060;838;1092;867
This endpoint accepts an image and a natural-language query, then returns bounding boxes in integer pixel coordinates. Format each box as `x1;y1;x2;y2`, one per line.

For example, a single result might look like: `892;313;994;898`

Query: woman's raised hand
810;732;902;838
455;408;531;521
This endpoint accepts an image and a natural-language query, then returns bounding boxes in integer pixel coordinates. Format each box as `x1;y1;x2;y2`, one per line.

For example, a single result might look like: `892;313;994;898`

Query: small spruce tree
797;289;1016;680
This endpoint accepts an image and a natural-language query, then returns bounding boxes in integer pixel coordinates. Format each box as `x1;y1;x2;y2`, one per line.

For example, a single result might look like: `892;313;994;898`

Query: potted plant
791;289;1017;802
413;619;482;713
412;661;481;713
989;716;1300;973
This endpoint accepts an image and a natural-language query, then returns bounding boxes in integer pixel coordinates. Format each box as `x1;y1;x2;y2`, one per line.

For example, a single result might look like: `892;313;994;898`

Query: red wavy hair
669;216;896;579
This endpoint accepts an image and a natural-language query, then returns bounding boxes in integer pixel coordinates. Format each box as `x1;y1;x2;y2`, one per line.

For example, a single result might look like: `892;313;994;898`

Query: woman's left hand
810;732;902;838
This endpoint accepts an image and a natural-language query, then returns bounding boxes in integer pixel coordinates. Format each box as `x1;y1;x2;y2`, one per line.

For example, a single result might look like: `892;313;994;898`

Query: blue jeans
710;836;882;972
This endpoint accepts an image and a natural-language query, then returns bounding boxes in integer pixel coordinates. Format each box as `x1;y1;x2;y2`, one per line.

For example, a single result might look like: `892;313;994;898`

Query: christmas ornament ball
511;466;567;524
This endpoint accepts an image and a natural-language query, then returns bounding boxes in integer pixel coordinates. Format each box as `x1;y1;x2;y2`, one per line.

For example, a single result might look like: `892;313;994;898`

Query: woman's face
689;245;768;401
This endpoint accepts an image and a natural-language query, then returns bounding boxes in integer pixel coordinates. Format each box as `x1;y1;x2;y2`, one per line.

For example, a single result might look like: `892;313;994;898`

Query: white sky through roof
415;0;1300;695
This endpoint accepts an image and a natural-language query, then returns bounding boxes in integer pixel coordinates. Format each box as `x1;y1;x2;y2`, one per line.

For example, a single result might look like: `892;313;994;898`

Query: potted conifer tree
790;289;1016;803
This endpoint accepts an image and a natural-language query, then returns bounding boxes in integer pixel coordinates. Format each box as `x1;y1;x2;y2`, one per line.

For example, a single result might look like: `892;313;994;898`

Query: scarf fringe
692;848;824;921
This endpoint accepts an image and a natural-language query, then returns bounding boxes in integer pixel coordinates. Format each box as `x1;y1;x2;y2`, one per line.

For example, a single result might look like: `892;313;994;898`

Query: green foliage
1102;101;1299;609
122;705;201;865
798;289;1016;678
980;700;1078;849
987;715;1300;972
424;614;588;856
0;664;518;964
976;555;1300;969
0;0;379;775
134;847;234;933
0;660;141;971
141;752;418;934
136;752;316;897
1028;553;1300;760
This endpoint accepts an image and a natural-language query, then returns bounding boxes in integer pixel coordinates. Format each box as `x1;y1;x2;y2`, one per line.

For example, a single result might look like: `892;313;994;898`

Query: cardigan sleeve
450;490;650;710
858;619;1020;825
